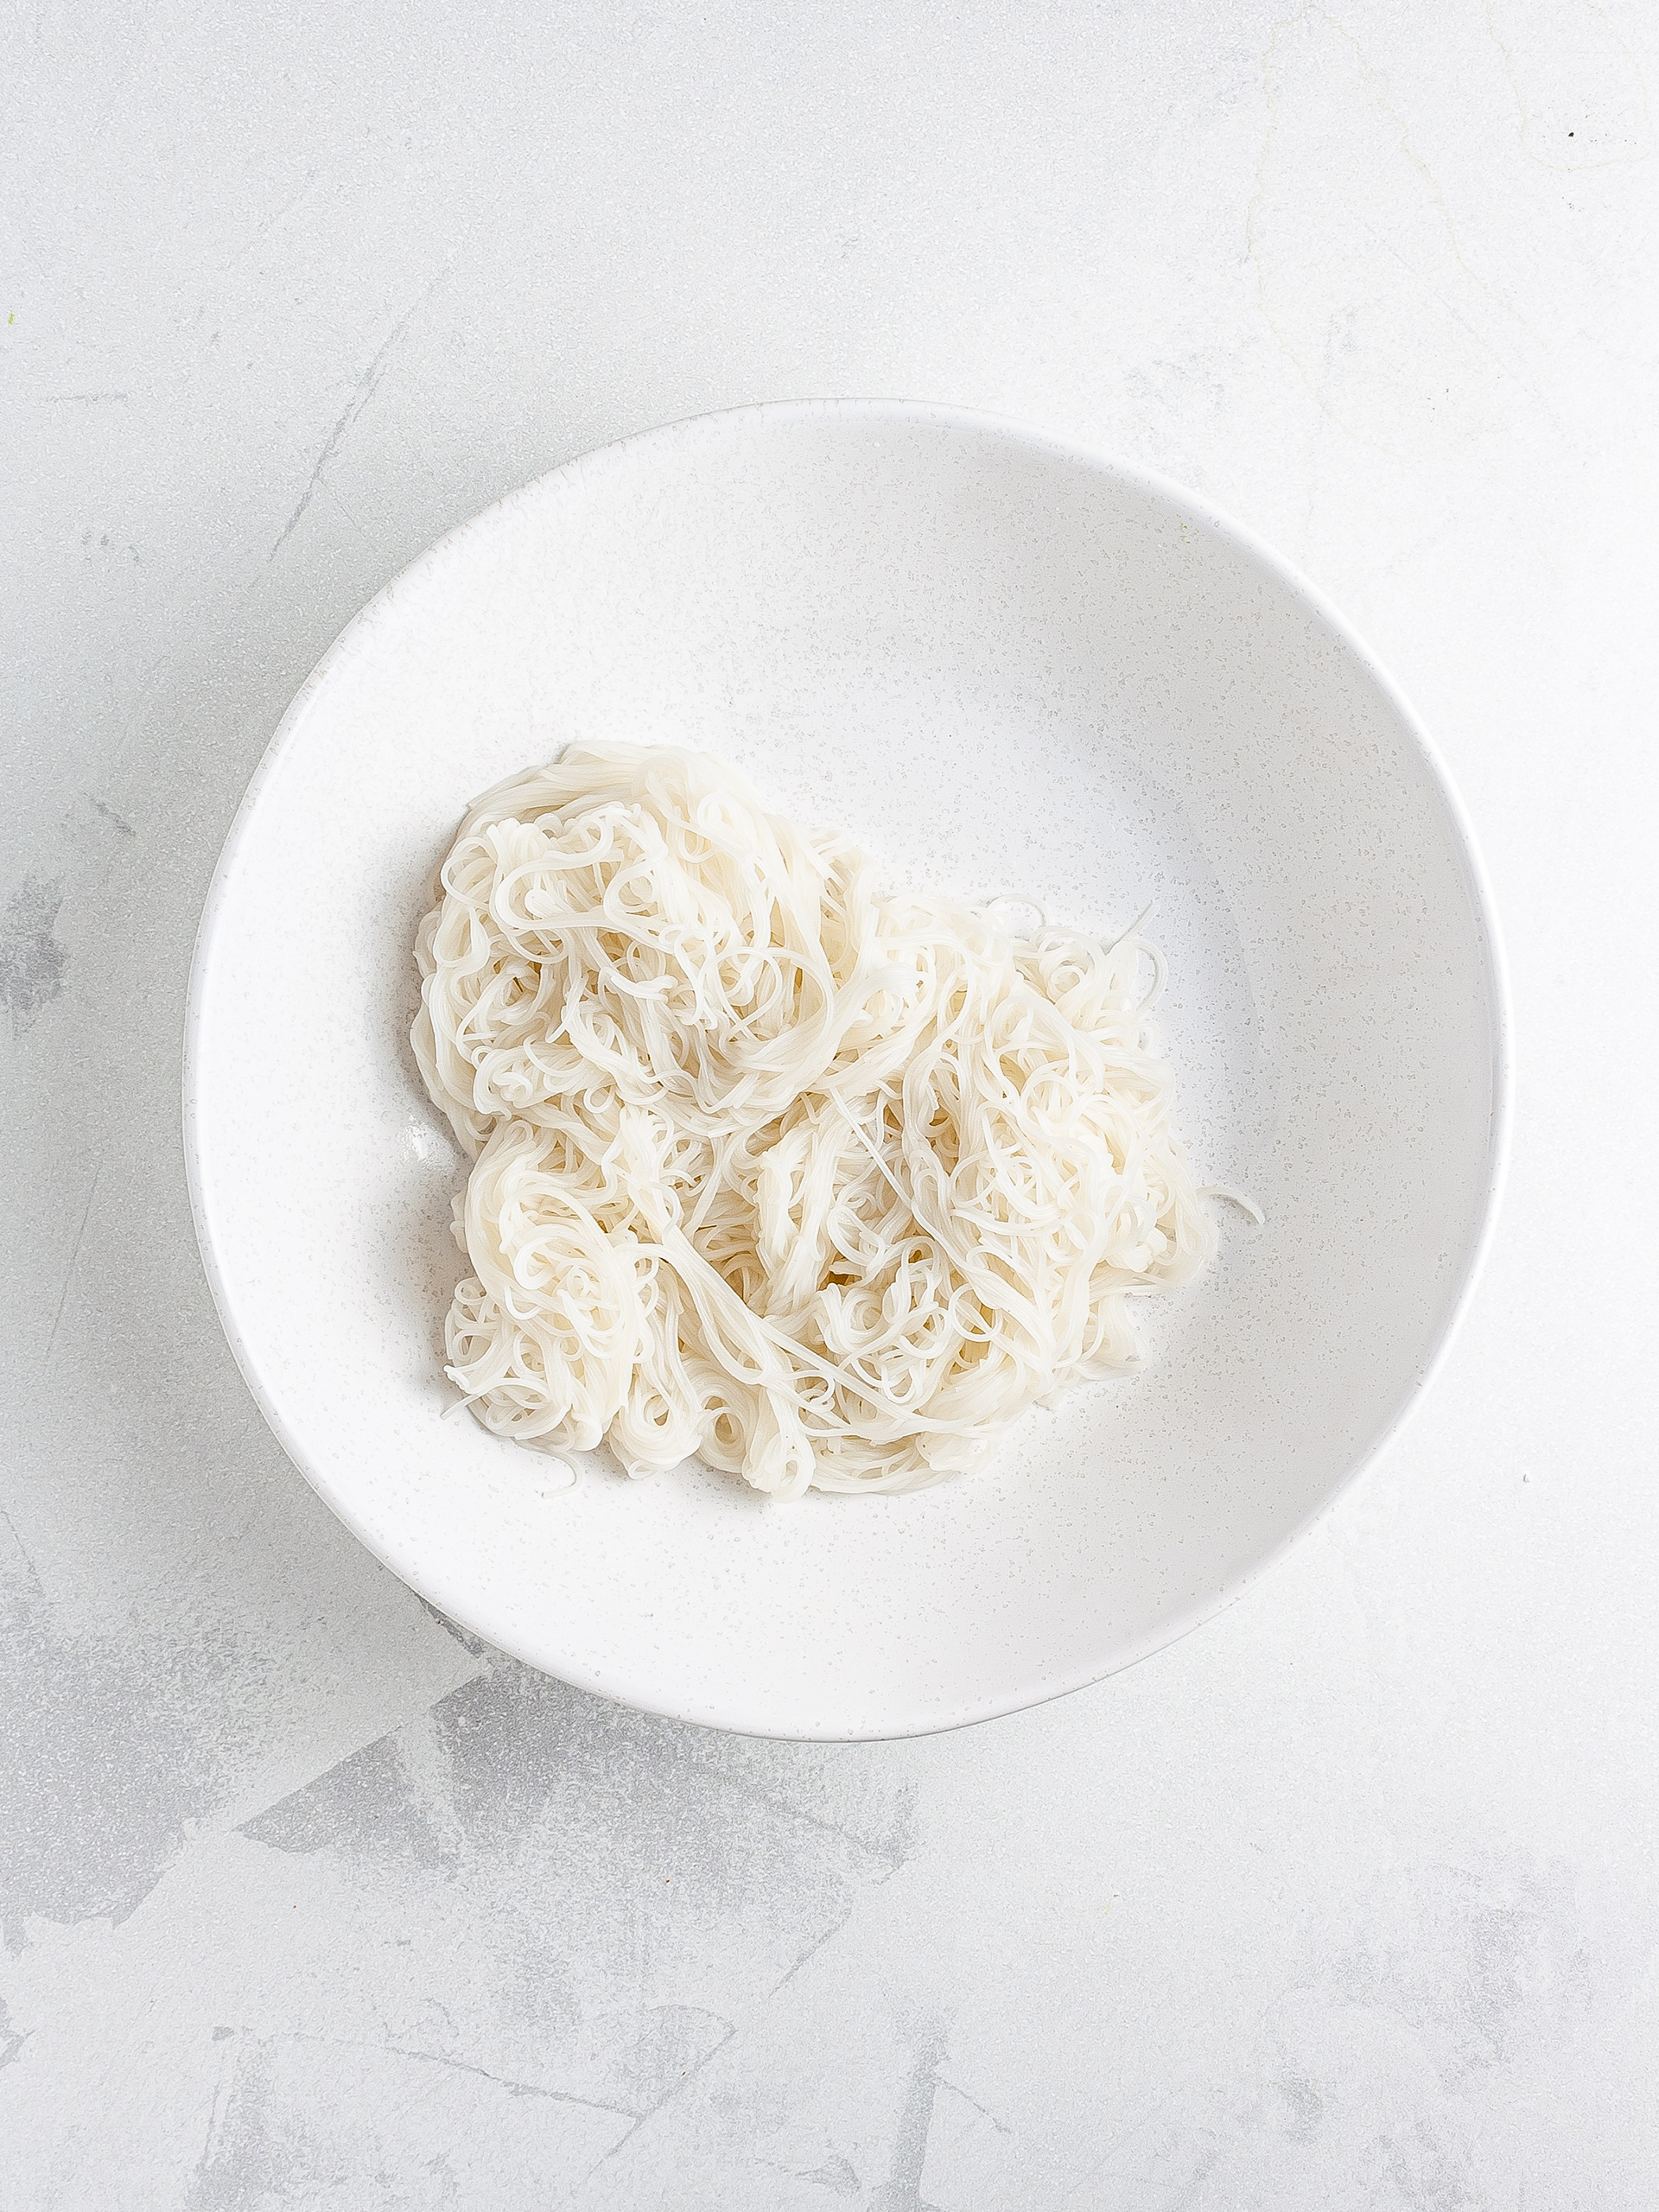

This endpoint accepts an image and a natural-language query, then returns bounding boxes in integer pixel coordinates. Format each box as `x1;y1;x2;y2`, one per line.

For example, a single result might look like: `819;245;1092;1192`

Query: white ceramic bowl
186;400;1508;1739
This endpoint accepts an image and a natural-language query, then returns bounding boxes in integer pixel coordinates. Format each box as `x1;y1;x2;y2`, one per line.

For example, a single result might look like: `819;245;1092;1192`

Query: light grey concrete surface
3;3;1656;2204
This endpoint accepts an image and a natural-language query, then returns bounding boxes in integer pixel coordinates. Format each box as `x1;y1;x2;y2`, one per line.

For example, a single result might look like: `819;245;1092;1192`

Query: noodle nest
412;743;1217;1497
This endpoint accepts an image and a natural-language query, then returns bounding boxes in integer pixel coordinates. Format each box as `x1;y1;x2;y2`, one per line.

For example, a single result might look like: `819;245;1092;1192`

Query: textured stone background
3;2;1657;2204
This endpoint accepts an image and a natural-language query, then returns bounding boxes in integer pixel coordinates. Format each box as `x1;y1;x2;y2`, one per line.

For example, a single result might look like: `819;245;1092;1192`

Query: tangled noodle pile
413;744;1216;1496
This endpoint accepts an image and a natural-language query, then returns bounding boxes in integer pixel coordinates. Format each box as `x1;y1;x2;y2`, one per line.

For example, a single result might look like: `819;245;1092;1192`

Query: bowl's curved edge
182;396;1514;1742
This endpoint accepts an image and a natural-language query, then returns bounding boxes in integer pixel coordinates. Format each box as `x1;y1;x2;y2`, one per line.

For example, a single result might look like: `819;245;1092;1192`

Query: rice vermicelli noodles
413;743;1220;1497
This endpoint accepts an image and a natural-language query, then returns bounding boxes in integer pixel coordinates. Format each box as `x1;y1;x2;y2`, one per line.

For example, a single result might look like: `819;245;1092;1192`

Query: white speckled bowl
185;400;1509;1739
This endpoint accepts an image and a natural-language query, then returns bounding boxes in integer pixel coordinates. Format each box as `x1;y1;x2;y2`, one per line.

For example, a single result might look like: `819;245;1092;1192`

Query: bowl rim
182;396;1514;1739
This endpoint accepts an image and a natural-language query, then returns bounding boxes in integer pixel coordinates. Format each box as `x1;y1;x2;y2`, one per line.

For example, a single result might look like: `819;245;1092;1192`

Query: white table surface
3;3;1656;2205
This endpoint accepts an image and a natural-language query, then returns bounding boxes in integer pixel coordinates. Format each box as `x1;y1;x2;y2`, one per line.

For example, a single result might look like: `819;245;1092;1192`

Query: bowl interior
187;403;1503;1738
